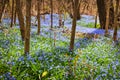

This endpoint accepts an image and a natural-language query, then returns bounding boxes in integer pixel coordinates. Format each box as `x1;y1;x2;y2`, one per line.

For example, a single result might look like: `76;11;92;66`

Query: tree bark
97;0;114;29
16;0;25;41
13;2;16;24
95;12;97;28
69;0;79;51
76;1;81;20
10;0;14;28
50;0;53;28
0;0;8;23
105;0;110;35
37;0;41;35
109;0;114;29
67;0;81;20
113;0;119;41
58;0;62;27
25;0;31;54
96;0;106;29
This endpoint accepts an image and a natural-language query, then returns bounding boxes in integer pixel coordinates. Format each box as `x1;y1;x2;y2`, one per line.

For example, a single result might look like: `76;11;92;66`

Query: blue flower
96;75;101;80
115;60;119;66
48;53;52;56
4;40;10;45
107;64;110;69
75;42;80;48
7;61;15;65
55;65;60;69
112;65;116;70
0;76;3;79
10;76;16;80
12;62;15;65
49;59;53;62
4;72;11;78
115;51;120;56
35;52;39;56
18;56;24;62
27;55;32;61
38;56;43;61
7;62;11;65
49;66;53;70
102;73;106;77
41;53;45;57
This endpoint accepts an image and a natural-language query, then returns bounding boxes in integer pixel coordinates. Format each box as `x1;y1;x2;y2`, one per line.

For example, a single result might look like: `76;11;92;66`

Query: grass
77;21;100;28
0;26;120;80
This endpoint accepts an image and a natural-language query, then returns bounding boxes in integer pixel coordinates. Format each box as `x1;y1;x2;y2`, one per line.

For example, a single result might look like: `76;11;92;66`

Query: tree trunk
0;0;8;23
25;0;31;54
77;1;81;20
69;0;79;51
109;0;114;29
95;12;97;28
96;0;106;29
13;3;16;24
58;0;62;27
105;0;110;35
10;0;14;28
50;0;53;28
68;0;81;20
16;0;25;41
113;0;119;41
37;0;41;35
59;11;62;27
42;0;45;22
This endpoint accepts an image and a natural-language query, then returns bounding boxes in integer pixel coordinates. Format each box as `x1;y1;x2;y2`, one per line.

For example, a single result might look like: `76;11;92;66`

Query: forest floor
1;14;120;36
3;14;120;41
32;14;120;38
0;14;120;79
32;14;120;39
1;14;120;41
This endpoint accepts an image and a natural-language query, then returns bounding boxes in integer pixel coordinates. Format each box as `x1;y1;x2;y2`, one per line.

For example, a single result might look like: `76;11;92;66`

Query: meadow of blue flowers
0;14;120;79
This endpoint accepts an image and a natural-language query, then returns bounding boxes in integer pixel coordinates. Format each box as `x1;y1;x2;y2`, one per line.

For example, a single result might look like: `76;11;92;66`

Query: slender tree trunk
37;0;41;35
113;0;119;41
42;0;45;22
95;12;97;28
50;0;53;28
10;0;14;28
16;0;25;41
66;0;80;20
69;0;79;51
14;2;16;24
0;0;8;23
25;0;31;54
105;0;110;35
109;0;114;29
58;1;62;27
59;11;62;27
77;1;81;20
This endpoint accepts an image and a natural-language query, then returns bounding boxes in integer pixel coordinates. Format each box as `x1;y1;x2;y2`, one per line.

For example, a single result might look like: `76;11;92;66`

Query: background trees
97;0;120;41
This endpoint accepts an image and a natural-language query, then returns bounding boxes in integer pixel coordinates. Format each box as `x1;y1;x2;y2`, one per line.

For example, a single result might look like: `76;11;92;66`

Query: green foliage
77;21;100;28
0;27;120;79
